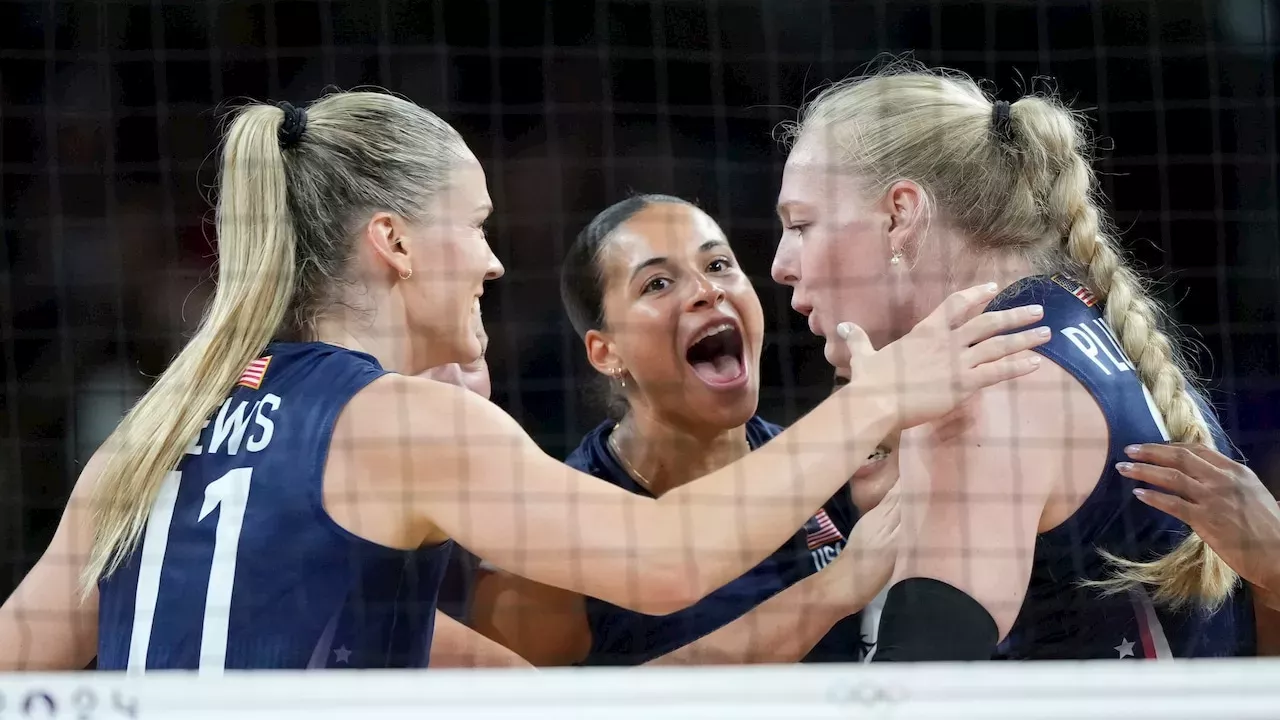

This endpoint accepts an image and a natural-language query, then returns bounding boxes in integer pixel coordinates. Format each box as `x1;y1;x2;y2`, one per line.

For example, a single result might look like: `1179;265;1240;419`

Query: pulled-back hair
82;91;468;593
783;62;1235;610
560;194;694;418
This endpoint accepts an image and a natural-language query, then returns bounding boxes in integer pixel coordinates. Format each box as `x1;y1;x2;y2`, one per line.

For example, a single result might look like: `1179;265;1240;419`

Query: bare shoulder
323;373;536;548
974;350;1108;529
339;373;529;445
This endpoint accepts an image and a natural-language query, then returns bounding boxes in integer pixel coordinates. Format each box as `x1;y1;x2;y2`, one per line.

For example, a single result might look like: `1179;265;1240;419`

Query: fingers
837;322;875;362
1115;461;1205;503
933;283;1002;329
1164;442;1241;473
956;304;1045;347
1122;444;1221;486
966;350;1043;389
964;326;1051;367
1132;487;1196;526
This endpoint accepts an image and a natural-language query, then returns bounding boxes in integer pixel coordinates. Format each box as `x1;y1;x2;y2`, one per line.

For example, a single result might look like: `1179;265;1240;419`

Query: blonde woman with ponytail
0;90;1048;672
772;63;1255;661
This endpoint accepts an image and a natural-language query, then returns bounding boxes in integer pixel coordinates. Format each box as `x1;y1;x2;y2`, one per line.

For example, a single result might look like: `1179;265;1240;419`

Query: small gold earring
399;267;413;281
613;368;627;389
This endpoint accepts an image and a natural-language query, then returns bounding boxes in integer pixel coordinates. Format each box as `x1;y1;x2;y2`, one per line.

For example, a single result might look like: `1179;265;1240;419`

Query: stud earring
889;250;903;266
399;267;413;281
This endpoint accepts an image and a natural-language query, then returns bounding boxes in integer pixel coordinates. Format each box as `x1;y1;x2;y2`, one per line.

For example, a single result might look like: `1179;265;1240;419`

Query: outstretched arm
363;286;1046;615
645;490;897;666
470;570;592;667
428;611;532;668
0;454;102;671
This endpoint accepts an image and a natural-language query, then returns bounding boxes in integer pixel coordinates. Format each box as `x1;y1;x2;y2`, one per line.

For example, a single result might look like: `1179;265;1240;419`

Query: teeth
693;323;734;345
866;445;891;462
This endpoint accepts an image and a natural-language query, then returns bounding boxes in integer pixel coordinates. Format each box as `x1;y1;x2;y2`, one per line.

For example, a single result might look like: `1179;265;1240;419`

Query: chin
691;378;760;426
822;339;850;369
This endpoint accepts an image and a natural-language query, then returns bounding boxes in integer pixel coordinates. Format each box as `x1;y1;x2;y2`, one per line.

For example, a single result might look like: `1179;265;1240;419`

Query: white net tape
3;660;1280;720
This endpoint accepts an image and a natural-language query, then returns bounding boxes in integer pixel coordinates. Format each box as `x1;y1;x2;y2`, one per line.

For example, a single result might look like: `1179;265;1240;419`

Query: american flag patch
237;356;272;390
804;509;844;550
1051;273;1097;307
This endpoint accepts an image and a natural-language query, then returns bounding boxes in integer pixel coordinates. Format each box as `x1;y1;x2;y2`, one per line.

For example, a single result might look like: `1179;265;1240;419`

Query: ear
881;180;928;259
362;211;413;279
583;329;624;377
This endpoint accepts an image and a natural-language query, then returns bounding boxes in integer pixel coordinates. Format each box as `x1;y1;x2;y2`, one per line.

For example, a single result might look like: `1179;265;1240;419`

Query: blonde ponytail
789;63;1237;610
81;105;298;593
1016;97;1238;609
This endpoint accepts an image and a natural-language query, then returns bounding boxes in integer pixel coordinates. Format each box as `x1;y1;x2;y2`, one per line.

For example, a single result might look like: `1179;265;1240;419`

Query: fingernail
836;322;851;339
1132;488;1147;498
1035;327;1051;337
1116;462;1133;472
1124;445;1140;456
1027;355;1041;366
1026;305;1044;317
985;282;999;293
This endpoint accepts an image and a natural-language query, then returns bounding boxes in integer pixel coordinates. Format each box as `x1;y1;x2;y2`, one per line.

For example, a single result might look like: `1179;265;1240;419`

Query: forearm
645;573;853;666
429;611;532;669
658;386;897;597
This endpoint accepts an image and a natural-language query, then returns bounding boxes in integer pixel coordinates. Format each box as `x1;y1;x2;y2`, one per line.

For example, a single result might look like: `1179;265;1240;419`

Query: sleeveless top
98;342;455;671
985;275;1254;659
567;416;868;665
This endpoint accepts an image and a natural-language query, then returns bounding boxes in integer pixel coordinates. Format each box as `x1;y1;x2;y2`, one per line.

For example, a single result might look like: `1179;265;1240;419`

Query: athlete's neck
313;318;413;375
611;411;753;498
912;250;1037;325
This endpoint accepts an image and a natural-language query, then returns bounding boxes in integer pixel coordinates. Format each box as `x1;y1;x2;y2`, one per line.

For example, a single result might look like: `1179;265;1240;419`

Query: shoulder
336;374;533;468
986;274;1096;315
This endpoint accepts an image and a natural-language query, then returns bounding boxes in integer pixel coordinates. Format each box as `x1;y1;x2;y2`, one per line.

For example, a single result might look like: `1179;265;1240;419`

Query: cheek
729;284;766;354
617;306;681;376
804;227;892;336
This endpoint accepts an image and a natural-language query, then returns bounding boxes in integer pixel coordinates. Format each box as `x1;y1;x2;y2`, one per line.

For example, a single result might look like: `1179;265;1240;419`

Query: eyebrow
776;201;797;223
627;239;732;283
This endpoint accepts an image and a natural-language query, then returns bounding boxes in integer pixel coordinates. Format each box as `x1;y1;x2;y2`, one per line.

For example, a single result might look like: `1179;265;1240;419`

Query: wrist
818;550;871;619
840;375;901;438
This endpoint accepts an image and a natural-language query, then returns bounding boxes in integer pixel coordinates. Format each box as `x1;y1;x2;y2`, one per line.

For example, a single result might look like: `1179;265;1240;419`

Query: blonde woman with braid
771;65;1256;661
0;91;1048;671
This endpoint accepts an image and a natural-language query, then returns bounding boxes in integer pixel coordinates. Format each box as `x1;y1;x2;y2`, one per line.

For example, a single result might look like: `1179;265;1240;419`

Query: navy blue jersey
567;417;867;665
97;342;454;671
986;275;1255;659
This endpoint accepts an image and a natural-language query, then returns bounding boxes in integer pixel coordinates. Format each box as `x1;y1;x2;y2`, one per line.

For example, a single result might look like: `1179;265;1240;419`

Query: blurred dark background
2;0;1277;601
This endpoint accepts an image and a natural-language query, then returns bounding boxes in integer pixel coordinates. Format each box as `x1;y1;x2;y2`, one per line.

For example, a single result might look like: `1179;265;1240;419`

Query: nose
771;231;811;316
771;231;800;287
484;248;505;281
685;272;726;311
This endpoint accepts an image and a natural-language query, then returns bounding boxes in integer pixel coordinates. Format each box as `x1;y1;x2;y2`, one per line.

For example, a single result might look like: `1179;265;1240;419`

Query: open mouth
685;322;747;387
852;444;893;478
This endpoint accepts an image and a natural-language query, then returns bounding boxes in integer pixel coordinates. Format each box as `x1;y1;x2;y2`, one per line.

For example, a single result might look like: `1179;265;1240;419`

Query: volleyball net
3;0;1280;713
3;660;1280;719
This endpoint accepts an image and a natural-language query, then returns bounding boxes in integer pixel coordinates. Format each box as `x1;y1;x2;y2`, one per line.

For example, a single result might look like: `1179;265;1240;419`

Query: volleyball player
472;196;891;666
0;91;1049;671
771;65;1256;660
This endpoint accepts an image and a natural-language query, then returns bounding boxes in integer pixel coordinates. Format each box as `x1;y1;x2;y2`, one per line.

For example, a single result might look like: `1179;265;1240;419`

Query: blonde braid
1032;99;1238;609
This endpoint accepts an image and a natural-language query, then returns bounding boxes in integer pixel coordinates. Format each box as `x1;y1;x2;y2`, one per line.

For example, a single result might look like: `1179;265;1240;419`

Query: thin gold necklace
608;428;655;492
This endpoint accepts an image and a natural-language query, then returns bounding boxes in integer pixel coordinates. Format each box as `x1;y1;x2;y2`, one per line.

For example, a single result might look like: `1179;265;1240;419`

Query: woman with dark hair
471;195;900;666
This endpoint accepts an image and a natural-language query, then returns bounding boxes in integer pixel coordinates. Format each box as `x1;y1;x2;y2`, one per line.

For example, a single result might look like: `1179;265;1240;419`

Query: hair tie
991;100;1014;143
277;101;308;149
